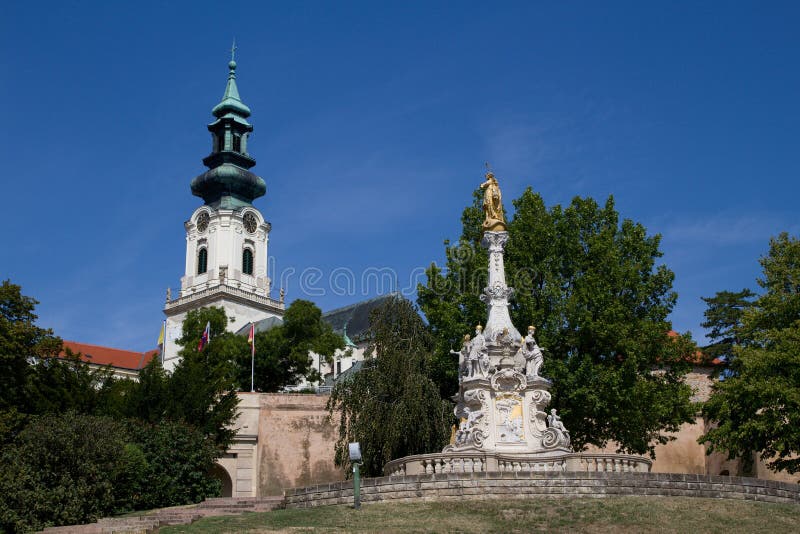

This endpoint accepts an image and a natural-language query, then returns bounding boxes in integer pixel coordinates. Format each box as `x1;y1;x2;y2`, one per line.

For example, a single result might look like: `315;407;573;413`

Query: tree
0;280;62;441
327;297;450;476
243;299;344;392
25;348;116;416
0;412;143;533
168;306;241;449
700;289;756;365
701;233;800;474
0;413;222;533
418;187;695;457
124;419;222;510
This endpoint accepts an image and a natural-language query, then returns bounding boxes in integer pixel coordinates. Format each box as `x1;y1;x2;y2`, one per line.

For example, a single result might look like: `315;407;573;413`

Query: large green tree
0;280;62;440
167;306;242;449
327;297;450;476
0;412;143;533
418;187;695;456
0;412;221;533
241;299;344;392
701;233;800;474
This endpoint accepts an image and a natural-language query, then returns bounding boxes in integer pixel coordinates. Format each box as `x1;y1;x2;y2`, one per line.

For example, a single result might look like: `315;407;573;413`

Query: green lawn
159;497;800;533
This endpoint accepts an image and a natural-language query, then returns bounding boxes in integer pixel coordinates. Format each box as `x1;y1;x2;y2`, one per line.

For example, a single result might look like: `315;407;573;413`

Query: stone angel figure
521;325;544;377
548;409;568;434
466;325;488;379
449;334;471;381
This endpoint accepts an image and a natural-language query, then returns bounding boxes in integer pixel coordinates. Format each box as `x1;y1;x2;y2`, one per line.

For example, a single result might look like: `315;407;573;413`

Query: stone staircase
39;496;285;533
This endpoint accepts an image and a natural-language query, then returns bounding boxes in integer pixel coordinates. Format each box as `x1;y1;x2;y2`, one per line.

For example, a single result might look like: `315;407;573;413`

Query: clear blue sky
1;1;798;351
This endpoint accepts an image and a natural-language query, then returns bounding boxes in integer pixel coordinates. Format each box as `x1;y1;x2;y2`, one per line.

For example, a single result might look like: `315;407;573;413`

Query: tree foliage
242;299;344;392
328;297;450;476
0;412;142;533
418;187;695;456
0;412;221;533
25;349;116;416
701;233;800;473
168;306;241;448
0;280;63;441
700;289;756;365
0;285;237;530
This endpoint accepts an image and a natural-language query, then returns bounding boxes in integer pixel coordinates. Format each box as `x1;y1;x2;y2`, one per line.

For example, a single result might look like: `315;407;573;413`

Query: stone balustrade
384;451;651;477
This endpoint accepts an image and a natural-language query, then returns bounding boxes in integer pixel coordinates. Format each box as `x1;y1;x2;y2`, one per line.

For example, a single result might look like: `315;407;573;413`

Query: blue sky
1;1;798;352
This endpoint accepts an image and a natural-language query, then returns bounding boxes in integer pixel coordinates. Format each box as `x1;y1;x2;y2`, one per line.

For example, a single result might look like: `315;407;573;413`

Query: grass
159;496;800;533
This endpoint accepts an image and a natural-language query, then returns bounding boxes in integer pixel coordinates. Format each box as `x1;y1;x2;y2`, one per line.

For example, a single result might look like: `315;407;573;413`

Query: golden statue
480;171;507;232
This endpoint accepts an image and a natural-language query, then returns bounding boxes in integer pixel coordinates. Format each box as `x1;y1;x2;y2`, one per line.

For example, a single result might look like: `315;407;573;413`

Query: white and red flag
197;321;211;351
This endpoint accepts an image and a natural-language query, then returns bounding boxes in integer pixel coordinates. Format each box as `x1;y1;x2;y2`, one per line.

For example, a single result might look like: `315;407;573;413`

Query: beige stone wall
256;393;345;496
285;472;800;508
225;372;798;497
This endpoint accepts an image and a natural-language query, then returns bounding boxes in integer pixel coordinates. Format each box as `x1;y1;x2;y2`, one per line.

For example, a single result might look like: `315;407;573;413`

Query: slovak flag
198;321;211;351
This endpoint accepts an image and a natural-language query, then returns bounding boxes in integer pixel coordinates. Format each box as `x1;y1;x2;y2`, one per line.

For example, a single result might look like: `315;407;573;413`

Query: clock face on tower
243;212;258;233
196;212;210;233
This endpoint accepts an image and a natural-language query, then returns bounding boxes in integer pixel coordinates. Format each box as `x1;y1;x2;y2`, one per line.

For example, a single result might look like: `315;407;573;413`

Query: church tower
163;53;284;371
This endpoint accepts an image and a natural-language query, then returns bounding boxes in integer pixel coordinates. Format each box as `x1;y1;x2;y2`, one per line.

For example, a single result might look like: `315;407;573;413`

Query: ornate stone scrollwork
463;389;487;404
541;409;570;450
541;428;571;450
454;405;487;449
480;282;515;304
530;389;551;406
490;368;526;392
480;230;510;252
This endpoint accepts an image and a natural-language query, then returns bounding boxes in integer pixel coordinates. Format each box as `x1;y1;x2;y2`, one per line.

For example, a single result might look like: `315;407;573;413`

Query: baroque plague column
385;171;651;475
446;171;570;457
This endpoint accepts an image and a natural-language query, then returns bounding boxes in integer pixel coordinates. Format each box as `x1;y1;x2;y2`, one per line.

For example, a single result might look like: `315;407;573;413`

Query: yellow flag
157;322;165;346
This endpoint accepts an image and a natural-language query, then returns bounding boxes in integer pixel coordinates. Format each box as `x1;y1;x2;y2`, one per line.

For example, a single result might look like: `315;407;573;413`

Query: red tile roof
61;341;158;371
667;331;723;366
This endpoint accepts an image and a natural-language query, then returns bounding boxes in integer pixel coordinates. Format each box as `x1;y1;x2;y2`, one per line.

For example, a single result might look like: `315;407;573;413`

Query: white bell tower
162;54;284;371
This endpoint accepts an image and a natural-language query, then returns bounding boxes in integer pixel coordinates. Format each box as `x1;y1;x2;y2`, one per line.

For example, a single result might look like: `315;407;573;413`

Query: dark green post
353;462;361;509
348;442;362;510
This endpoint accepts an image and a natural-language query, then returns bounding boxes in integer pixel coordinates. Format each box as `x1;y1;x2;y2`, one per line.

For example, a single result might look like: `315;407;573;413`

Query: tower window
198;248;208;274
233;133;242;152
216;134;224;153
242;248;254;275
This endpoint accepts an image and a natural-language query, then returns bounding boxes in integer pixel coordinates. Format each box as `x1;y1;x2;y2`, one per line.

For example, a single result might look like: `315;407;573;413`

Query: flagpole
250;322;255;393
161;319;167;365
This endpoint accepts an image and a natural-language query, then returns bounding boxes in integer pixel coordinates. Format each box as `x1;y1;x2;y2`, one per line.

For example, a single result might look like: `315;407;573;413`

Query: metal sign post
348;442;362;510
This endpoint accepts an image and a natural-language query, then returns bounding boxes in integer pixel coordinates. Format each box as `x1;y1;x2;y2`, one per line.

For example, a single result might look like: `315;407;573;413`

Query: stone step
39;496;288;533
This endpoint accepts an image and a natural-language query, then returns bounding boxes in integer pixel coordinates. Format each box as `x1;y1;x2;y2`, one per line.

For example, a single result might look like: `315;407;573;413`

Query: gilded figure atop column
480;171;507;232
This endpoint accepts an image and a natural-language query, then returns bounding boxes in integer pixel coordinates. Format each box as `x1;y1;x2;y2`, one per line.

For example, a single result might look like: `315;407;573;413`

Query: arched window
197;248;208;274
242;248;254;275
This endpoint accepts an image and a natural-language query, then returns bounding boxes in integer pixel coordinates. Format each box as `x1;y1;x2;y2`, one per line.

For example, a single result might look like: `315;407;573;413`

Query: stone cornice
164;284;283;315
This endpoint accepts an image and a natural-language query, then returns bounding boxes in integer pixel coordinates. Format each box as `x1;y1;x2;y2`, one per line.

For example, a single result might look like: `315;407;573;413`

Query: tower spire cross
231;39;237;62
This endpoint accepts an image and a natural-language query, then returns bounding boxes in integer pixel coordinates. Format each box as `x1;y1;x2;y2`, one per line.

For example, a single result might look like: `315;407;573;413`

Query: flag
157;321;165;347
198;321;211;351
247;323;255;354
